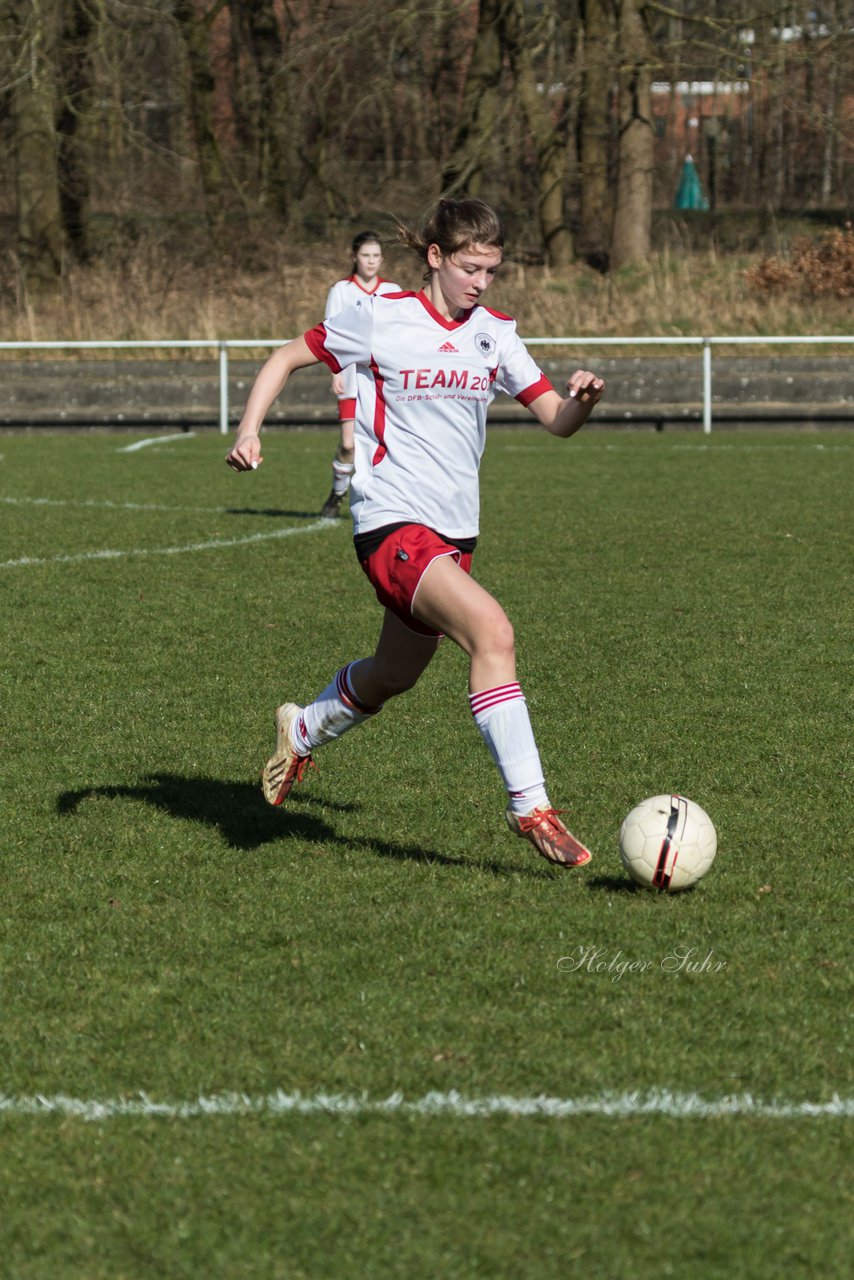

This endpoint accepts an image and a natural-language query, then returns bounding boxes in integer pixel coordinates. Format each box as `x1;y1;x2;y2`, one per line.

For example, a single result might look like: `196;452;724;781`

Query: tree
239;0;293;218
1;0;850;282
173;0;228;231
2;0;65;285
499;0;574;266
441;0;504;197
577;0;616;269
55;0;98;263
611;0;653;268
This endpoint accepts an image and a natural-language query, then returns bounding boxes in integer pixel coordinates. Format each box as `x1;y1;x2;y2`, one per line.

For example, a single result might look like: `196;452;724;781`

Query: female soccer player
226;198;604;869
320;230;401;518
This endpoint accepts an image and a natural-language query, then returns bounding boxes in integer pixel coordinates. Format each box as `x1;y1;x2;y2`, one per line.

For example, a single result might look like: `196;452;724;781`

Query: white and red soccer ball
619;794;717;892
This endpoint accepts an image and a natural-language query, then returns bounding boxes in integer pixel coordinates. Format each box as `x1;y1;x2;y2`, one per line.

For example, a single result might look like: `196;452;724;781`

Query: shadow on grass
586;874;642;894
56;774;533;876
585;874;700;896
225;507;327;520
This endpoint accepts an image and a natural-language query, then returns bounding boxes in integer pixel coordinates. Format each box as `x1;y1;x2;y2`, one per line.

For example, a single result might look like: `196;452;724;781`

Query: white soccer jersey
324;275;401;405
304;290;553;538
324;275;401;321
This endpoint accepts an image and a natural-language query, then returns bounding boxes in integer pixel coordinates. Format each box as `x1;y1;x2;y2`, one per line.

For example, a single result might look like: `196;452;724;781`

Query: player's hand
331;373;345;397
226;432;262;472
566;371;605;403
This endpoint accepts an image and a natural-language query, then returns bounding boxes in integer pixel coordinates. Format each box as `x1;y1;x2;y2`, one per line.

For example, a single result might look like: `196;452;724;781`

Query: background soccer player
320;231;401;519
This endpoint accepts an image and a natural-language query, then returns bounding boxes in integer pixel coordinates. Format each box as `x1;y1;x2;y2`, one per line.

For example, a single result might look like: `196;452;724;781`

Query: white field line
117;433;196;452
1;496;235;513
0;520;332;570
0;1089;850;1122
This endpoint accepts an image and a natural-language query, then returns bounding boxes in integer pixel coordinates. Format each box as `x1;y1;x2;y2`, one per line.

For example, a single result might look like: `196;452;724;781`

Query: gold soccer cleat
262;703;314;806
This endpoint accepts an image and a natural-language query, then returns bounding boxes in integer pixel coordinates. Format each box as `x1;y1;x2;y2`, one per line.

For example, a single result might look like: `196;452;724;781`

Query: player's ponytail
396;198;505;280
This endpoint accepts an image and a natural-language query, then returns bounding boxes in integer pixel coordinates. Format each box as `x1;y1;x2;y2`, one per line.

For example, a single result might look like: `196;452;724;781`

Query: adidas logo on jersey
437;340;458;353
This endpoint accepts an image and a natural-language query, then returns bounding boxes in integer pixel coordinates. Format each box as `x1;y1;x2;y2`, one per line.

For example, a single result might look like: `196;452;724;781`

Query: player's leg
412;555;592;867
320;423;355;518
347;606;440;707
411;554;516;694
262;609;438;806
321;370;357;518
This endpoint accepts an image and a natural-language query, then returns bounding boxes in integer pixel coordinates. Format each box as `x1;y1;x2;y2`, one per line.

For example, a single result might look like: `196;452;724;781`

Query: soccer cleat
262;703;314;806
506;806;593;868
320;489;344;519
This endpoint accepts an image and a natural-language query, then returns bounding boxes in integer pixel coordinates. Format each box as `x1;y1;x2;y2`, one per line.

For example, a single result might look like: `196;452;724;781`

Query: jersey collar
349;275;386;296
415;289;476;331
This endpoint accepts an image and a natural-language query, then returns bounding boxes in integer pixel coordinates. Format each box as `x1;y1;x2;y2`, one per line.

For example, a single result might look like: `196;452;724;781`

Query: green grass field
1;427;851;1278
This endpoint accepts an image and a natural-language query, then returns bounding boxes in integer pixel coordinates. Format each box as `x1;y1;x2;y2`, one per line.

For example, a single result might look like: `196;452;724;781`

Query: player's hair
397;198;505;280
351;229;383;266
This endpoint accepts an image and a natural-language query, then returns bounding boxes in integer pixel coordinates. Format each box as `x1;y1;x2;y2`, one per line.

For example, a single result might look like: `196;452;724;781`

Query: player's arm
226;336;319;472
527;371;605;439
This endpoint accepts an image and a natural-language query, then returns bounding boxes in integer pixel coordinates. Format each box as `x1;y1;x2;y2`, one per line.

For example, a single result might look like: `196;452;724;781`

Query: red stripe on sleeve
304;322;343;374
516;374;555;406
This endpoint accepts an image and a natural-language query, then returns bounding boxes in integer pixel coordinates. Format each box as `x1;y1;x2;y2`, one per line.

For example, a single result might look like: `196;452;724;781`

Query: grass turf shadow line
57;775;350;851
224;508;330;520
586;874;643;894
55;774;544;876
586;873;697;895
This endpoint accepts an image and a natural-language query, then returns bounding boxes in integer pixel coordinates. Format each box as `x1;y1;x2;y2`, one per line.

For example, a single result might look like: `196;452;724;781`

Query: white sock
332;458;355;497
292;662;381;753
469;683;550;815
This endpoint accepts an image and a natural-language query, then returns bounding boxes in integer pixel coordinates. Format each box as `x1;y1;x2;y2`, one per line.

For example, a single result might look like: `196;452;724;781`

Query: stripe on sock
337;663;382;716
469;682;524;718
292;713;311;756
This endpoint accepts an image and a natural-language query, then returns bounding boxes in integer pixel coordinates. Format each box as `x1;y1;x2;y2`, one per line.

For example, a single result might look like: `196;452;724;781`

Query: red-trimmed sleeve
304;322;343;374
516;373;555;406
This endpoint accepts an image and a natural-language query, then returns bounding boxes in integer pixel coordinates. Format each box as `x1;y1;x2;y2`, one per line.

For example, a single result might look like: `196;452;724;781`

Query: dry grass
1;233;852;349
744;225;854;300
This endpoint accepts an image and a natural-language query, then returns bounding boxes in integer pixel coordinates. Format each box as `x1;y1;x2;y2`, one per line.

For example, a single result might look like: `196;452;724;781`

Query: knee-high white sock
292;662;382;753
331;458;355;496
469;682;549;816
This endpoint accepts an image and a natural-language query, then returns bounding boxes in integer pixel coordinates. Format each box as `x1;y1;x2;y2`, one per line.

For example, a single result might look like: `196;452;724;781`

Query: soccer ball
619;794;717;892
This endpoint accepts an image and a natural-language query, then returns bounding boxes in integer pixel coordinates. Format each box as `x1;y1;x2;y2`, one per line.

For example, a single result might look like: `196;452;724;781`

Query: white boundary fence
1;335;851;435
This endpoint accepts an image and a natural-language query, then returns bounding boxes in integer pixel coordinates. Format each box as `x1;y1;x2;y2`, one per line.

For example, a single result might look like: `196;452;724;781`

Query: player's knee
476;612;515;663
495;616;516;661
335;444;355;465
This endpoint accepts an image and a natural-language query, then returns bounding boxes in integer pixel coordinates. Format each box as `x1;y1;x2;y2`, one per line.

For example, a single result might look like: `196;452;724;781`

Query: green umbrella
674;154;709;210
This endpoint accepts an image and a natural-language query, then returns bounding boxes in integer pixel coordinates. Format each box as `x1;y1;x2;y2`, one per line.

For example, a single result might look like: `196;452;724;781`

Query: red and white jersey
324;275;402;403
304;290;553;538
324;274;401;321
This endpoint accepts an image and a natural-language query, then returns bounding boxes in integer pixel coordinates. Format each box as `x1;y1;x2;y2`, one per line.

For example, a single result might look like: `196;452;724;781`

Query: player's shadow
57;775;347;852
225;507;326;520
56;774;531;876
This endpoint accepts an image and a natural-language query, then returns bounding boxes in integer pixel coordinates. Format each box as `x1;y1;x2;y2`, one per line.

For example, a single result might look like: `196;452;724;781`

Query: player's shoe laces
506;806;593;868
320;489;344;519
262;703;314;806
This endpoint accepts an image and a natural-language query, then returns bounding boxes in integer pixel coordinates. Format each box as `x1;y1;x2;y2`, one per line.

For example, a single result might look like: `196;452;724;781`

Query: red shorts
359;524;474;637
